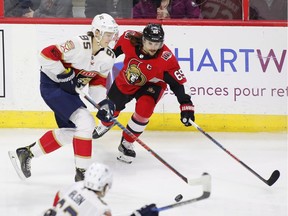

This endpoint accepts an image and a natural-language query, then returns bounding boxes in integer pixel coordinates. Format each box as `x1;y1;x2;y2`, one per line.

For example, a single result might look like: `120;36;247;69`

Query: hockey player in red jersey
8;13;118;181
93;23;195;163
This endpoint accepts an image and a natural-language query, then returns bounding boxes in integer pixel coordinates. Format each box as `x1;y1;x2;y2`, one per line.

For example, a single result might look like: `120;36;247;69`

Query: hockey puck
175;194;183;202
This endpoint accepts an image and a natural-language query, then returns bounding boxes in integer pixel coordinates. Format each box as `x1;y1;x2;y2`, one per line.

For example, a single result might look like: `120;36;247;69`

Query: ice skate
75;167;86;182
92;122;114;139
117;138;136;164
8;145;34;180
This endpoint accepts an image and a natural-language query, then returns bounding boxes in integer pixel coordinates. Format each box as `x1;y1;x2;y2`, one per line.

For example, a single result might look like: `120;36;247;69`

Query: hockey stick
114;173;211;216
153;172;211;212
78;89;201;185
189;119;280;186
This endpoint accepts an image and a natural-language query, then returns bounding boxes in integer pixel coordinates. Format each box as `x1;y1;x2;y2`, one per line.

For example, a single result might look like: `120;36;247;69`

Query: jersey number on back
56;199;78;216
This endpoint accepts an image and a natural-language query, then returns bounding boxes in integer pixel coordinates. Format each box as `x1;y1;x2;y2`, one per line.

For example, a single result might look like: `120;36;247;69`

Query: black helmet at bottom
143;23;164;42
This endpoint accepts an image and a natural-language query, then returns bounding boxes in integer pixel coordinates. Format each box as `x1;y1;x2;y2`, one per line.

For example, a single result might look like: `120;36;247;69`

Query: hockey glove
57;68;77;94
96;99;116;123
131;204;158;216
43;208;57;216
180;103;195;126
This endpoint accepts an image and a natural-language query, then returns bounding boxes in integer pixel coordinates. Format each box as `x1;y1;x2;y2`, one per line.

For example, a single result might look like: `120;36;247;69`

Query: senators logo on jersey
125;59;146;86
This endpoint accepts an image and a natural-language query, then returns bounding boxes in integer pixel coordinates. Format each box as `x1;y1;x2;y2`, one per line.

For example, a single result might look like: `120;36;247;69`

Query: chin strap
95;35;103;49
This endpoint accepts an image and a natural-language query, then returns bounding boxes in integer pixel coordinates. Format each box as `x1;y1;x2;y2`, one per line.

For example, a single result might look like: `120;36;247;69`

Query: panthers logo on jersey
125;59;146;86
76;70;98;87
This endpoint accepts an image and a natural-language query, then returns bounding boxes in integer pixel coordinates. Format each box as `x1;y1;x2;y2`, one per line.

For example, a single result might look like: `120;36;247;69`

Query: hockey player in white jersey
8;13;118;182
43;162;158;216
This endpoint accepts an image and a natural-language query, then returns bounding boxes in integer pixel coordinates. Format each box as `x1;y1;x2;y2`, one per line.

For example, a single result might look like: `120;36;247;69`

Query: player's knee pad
70;107;95;138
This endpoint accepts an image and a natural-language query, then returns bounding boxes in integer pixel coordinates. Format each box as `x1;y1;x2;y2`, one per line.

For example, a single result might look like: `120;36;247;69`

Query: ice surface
0;129;287;216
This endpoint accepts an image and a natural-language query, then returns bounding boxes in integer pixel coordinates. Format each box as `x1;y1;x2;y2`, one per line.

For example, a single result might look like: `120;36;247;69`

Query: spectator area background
0;1;287;132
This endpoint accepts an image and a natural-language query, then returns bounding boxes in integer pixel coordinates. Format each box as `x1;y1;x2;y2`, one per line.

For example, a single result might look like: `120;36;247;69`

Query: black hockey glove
180;103;195;126
96;99;116;123
43;208;57;216
131;204;158;216
57;68;77;94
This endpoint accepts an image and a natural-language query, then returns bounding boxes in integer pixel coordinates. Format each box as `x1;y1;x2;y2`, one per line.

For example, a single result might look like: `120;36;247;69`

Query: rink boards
0;24;286;131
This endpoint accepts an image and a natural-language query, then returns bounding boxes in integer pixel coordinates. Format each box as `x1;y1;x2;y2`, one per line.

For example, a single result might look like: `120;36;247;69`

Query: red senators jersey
113;30;188;96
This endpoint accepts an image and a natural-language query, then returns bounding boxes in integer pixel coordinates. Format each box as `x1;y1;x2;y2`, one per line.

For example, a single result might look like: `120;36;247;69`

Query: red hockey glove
180;103;195;126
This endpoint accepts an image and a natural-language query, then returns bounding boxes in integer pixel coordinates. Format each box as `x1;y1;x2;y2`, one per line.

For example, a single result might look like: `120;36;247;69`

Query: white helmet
91;13;119;37
84;162;113;193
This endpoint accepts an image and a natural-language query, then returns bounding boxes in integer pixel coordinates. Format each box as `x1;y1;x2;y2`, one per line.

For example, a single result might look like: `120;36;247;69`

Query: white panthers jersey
39;34;116;84
53;181;110;216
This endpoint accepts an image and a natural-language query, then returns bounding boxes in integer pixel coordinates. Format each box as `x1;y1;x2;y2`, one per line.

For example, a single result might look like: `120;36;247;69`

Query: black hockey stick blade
189;119;281;187
153;172;211;212
267;170;280;186
154;189;211;212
